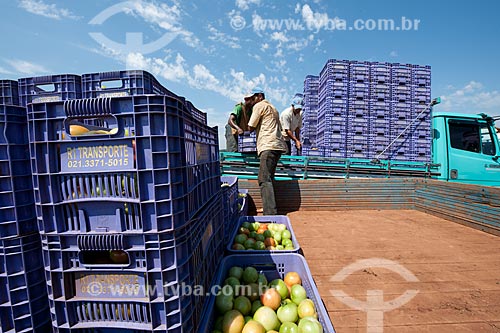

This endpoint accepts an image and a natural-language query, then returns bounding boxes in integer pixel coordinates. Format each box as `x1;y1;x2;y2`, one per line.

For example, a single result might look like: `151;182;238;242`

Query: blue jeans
258;150;282;215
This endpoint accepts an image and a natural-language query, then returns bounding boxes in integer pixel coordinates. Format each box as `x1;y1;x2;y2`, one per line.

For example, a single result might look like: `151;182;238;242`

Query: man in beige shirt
248;88;287;215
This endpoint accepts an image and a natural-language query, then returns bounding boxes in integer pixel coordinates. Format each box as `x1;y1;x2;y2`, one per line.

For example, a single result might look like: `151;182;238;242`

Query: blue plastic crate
320;59;349;78
27;95;220;234
392;84;412;93
371;94;391;103
412;95;431;105
349;99;369;108
302;146;324;156
82;70;176;99
227;215;301;254
323;146;346;158
391;92;412;103
0;233;51;333
185;100;207;125
412;77;431;87
0;80;20;106
237;131;257;153
18;74;82;106
0;105;38;239
199;253;335;333
221;176;239;242
45;195;224;332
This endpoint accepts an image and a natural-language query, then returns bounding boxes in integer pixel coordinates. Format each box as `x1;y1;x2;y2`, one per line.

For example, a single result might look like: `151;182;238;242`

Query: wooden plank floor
287;210;500;333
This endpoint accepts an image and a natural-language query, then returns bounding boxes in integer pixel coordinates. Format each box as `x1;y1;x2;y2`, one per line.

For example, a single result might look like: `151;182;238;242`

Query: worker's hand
295;140;302;150
237;128;244;135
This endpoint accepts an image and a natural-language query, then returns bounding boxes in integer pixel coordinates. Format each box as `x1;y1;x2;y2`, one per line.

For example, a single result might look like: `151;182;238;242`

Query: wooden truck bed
288;209;500;332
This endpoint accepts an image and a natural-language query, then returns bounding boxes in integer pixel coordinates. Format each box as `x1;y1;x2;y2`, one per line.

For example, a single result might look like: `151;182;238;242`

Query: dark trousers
258;150;282;215
284;140;291;155
225;124;238;152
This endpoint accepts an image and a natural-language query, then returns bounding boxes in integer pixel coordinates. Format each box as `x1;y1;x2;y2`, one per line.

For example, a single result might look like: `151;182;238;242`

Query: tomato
284;272;302;287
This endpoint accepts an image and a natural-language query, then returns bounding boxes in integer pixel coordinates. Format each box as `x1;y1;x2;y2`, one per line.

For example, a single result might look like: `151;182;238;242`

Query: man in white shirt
280;96;303;155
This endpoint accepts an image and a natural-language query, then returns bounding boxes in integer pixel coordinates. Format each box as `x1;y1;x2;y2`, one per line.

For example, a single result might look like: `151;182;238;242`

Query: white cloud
188;64;220;89
261;43;269;51
236;0;260;10
18;0;79;20
301;4;329;31
125;53;189;82
4;59;49;75
207;25;241;49
440;81;500;113
0;66;13;75
118;0;206;51
271;32;289;43
123;0;183;32
390;51;398;57
119;53;290;106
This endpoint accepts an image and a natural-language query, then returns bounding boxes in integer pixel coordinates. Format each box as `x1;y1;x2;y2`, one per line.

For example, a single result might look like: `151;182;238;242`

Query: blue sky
1;0;500;147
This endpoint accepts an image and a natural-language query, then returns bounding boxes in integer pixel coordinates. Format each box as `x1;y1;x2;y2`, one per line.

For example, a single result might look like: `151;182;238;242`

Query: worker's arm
285;128;301;149
294;128;301;149
227;114;243;135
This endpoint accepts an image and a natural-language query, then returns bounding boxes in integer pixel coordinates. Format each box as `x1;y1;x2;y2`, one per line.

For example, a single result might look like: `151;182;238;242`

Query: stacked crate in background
369;62;392;159
304;59;432;161
347;61;371;159
389;63;414;160
317;59;349;158
411;65;432;161
23;70;224;332
301;75;319;155
0;79;51;332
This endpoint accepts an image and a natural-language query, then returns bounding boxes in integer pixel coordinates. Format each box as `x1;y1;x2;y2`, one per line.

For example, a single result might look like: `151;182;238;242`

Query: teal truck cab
432;111;500;186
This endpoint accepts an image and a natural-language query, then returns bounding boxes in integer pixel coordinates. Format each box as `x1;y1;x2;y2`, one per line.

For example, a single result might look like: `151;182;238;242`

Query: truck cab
432;112;500;186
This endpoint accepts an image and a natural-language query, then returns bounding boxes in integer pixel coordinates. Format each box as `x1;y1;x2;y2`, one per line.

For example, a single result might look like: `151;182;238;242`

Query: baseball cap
291;96;303;109
244;87;265;99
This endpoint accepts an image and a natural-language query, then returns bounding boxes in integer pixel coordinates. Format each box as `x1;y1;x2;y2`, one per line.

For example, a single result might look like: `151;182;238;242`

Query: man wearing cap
225;93;255;152
280;96;303;155
248;88;287;215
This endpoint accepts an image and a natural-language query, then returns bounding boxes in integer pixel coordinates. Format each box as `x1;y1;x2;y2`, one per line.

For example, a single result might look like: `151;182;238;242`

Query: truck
219;99;500;333
221;98;500;187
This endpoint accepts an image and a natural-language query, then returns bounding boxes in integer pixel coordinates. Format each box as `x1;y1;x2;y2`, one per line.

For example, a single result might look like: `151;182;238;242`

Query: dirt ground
288;210;500;333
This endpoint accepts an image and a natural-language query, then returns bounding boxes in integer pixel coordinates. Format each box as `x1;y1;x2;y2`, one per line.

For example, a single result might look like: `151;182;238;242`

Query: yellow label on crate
60;140;134;172
75;272;146;298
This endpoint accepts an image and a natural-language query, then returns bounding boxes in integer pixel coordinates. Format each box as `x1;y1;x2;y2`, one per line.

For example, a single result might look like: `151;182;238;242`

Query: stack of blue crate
0;79;51;333
368;62;392;159
303;59;432;161
347;61;371;159
410;65;432;161
23;70;224;332
317;59;349;158
389;63;414;160
302;75;319;152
